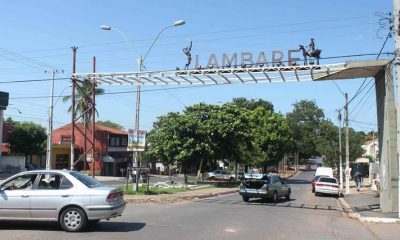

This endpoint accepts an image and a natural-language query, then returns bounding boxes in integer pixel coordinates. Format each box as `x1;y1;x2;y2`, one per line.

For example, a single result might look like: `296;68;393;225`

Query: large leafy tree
248;107;293;171
286;100;325;160
315;120;339;167
232;97;274;112
8;122;47;158
147;111;212;182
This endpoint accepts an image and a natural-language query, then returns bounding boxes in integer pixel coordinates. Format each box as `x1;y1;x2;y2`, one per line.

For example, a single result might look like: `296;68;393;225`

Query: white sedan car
0;170;126;232
314;176;340;198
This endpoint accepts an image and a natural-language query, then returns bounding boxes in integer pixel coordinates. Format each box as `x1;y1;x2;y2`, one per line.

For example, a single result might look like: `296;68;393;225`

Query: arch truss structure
73;59;400;213
73;60;388;86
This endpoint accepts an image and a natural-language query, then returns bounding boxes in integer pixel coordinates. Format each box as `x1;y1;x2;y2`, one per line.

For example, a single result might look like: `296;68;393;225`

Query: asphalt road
1;171;398;240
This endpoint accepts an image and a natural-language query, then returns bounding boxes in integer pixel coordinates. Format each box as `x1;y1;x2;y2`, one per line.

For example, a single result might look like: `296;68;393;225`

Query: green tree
8;122;47;158
62;80;105;121
147;111;212;183
232;97;274;111
248;107;293;171
315;120;339;167
4;117;19;126
63;80;105;169
286;100;325;160
97;120;124;130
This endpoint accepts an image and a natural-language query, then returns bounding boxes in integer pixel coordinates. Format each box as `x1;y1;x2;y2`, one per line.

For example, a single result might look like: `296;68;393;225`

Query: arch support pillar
375;64;398;212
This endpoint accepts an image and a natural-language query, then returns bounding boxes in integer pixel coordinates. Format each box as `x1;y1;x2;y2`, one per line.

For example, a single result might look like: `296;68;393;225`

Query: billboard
127;129;146;151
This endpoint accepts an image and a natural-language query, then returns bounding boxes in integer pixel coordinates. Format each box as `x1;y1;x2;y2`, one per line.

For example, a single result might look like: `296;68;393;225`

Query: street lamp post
101;20;185;190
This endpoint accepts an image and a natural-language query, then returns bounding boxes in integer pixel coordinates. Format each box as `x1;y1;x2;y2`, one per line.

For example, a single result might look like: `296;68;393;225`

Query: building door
55;154;69;169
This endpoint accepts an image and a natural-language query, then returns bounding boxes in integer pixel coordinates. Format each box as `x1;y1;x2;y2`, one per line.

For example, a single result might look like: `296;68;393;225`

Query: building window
115;137;120;146
110;137;116;147
121;137;128;146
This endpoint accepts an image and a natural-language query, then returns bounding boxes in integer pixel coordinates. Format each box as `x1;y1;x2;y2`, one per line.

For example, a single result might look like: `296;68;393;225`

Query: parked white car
314;176;340;198
0;170;126;232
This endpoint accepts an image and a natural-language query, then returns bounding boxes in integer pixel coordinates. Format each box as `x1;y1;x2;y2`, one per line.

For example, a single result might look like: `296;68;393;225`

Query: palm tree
62;79;105;170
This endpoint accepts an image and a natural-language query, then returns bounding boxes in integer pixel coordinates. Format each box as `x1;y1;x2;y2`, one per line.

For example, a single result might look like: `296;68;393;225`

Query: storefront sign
127;129;147;152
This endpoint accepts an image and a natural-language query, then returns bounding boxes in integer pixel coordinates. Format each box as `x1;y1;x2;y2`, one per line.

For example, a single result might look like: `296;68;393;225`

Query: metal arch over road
72;59;399;213
73;60;389;85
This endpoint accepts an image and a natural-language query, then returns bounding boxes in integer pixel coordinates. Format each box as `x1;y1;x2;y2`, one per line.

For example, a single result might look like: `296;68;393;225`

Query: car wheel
229;177;234;182
272;191;278;203
211;176;216;181
59;207;87;232
242;196;249;202
286;189;291;200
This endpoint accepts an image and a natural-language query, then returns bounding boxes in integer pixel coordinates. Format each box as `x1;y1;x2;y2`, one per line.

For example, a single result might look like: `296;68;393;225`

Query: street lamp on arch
100;20;186;190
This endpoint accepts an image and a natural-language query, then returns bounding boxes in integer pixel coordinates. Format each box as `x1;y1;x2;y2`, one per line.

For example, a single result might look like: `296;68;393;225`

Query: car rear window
319;177;337;184
70;172;103;188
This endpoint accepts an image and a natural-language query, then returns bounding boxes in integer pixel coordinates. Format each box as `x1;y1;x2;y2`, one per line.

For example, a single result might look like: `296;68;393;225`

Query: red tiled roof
54;123;128;135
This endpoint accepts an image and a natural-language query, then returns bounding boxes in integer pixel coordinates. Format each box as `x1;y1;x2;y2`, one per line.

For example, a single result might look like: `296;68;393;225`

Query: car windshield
70;172;103;188
319;177;337;184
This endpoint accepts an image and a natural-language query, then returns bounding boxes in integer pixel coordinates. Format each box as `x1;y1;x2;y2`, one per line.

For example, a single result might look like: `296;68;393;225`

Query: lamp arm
142;25;173;64
113;28;138;57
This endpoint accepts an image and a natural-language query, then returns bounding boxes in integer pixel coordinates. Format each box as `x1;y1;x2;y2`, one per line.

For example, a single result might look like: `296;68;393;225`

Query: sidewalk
124;187;238;204
338;179;400;223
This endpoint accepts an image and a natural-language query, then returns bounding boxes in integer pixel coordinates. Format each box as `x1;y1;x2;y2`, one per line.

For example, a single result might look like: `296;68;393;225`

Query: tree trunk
234;161;238;182
184;173;188;184
197;159;203;178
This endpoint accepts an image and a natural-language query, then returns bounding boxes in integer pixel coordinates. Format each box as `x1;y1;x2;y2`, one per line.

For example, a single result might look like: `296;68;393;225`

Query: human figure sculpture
299;39;321;65
183;41;192;70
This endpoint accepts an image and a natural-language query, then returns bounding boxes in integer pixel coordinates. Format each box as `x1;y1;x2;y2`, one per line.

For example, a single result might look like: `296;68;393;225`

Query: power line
0;77;70;84
348;31;393;106
0;15;373;57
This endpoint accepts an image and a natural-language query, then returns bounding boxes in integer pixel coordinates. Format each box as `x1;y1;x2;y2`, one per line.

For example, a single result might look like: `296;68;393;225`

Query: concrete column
375;65;399;212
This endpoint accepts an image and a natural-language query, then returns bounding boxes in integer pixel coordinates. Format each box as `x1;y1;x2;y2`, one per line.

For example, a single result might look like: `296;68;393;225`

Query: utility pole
46;70;56;170
345;93;350;194
70;47;77;170
134;55;142;192
337;109;343;190
393;0;400;218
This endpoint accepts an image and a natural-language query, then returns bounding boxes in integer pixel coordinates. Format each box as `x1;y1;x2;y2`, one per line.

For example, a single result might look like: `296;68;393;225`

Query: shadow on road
287;179;312;184
195;198;343;212
0;221;146;232
87;222;146;232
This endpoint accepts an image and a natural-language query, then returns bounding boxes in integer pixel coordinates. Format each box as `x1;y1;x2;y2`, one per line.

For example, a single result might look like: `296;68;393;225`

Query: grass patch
119;185;190;195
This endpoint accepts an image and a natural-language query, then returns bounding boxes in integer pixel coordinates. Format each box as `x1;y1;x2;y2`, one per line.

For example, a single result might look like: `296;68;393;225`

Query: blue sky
0;0;393;133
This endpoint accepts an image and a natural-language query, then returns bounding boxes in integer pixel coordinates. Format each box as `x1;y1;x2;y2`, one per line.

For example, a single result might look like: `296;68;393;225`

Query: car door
278;177;289;196
29;173;74;219
215;170;222;180
0;173;38;219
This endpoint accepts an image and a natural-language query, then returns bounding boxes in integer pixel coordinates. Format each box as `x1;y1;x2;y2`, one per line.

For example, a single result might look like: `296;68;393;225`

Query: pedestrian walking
353;171;362;192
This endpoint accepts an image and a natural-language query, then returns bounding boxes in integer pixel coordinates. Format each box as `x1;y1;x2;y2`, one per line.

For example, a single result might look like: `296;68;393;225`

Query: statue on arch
299;38;321;65
183;40;192;70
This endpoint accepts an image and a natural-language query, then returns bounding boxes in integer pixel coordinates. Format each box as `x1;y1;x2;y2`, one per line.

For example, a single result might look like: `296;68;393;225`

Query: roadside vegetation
146;98;369;182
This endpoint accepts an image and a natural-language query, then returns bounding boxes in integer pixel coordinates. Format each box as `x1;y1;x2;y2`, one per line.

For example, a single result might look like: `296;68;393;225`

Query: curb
338;197;400;223
193;190;239;199
125;189;238;204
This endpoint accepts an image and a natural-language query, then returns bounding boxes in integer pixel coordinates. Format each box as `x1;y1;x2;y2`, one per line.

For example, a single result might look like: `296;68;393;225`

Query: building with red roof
51;123;131;176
